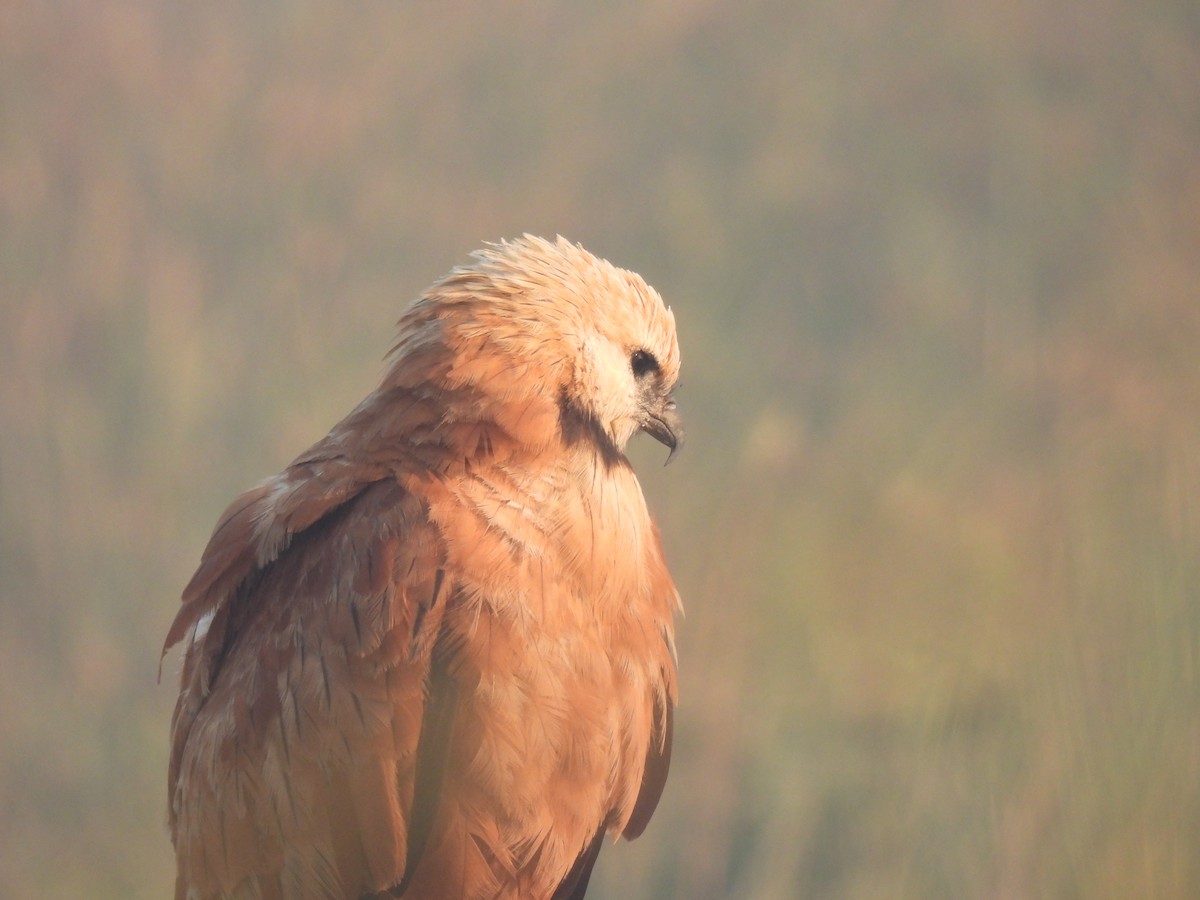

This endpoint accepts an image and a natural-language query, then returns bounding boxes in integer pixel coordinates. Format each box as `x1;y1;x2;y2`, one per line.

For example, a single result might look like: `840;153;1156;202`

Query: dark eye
630;349;659;378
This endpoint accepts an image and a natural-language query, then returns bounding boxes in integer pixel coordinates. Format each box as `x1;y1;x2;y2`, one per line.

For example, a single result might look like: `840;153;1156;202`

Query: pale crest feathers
385;234;680;453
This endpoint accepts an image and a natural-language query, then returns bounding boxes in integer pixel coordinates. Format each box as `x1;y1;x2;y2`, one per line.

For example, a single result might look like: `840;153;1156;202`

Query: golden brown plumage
164;235;683;899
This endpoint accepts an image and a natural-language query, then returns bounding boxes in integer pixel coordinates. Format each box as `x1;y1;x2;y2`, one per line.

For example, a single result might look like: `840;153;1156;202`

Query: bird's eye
630;349;659;378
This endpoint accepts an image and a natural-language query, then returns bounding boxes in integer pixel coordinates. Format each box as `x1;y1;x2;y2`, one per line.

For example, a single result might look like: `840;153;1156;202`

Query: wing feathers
623;696;674;840
551;825;606;900
391;647;459;896
169;467;453;894
162;483;274;655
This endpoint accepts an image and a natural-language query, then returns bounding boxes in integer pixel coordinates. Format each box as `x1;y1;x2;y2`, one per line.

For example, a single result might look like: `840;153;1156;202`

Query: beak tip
663;435;683;465
643;397;684;465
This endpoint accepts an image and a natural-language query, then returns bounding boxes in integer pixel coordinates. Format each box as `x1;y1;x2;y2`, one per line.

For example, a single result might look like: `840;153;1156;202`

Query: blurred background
3;1;1198;897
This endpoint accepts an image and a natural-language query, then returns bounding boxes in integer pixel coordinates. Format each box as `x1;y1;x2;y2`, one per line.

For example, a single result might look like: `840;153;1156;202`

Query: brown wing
554;526;679;896
165;459;455;899
622;692;674;840
621;520;679;843
545;699;672;900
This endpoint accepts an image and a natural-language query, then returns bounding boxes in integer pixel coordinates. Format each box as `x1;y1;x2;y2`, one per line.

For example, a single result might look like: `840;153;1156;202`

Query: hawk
164;235;684;899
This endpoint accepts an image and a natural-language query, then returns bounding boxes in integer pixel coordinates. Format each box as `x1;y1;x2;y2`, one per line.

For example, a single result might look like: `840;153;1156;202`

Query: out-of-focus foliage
3;1;1198;897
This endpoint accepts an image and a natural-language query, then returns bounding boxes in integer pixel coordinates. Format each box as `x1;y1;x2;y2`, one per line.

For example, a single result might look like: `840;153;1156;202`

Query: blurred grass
2;1;1198;897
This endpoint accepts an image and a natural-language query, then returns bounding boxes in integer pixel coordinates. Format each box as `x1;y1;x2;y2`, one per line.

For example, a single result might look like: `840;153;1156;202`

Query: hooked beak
642;395;684;465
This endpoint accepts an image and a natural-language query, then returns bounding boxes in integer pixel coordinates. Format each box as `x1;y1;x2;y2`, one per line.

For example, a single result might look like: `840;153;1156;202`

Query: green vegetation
2;2;1197;896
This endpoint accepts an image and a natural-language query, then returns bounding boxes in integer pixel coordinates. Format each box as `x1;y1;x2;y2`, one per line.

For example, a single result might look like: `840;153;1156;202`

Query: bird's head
391;235;682;464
